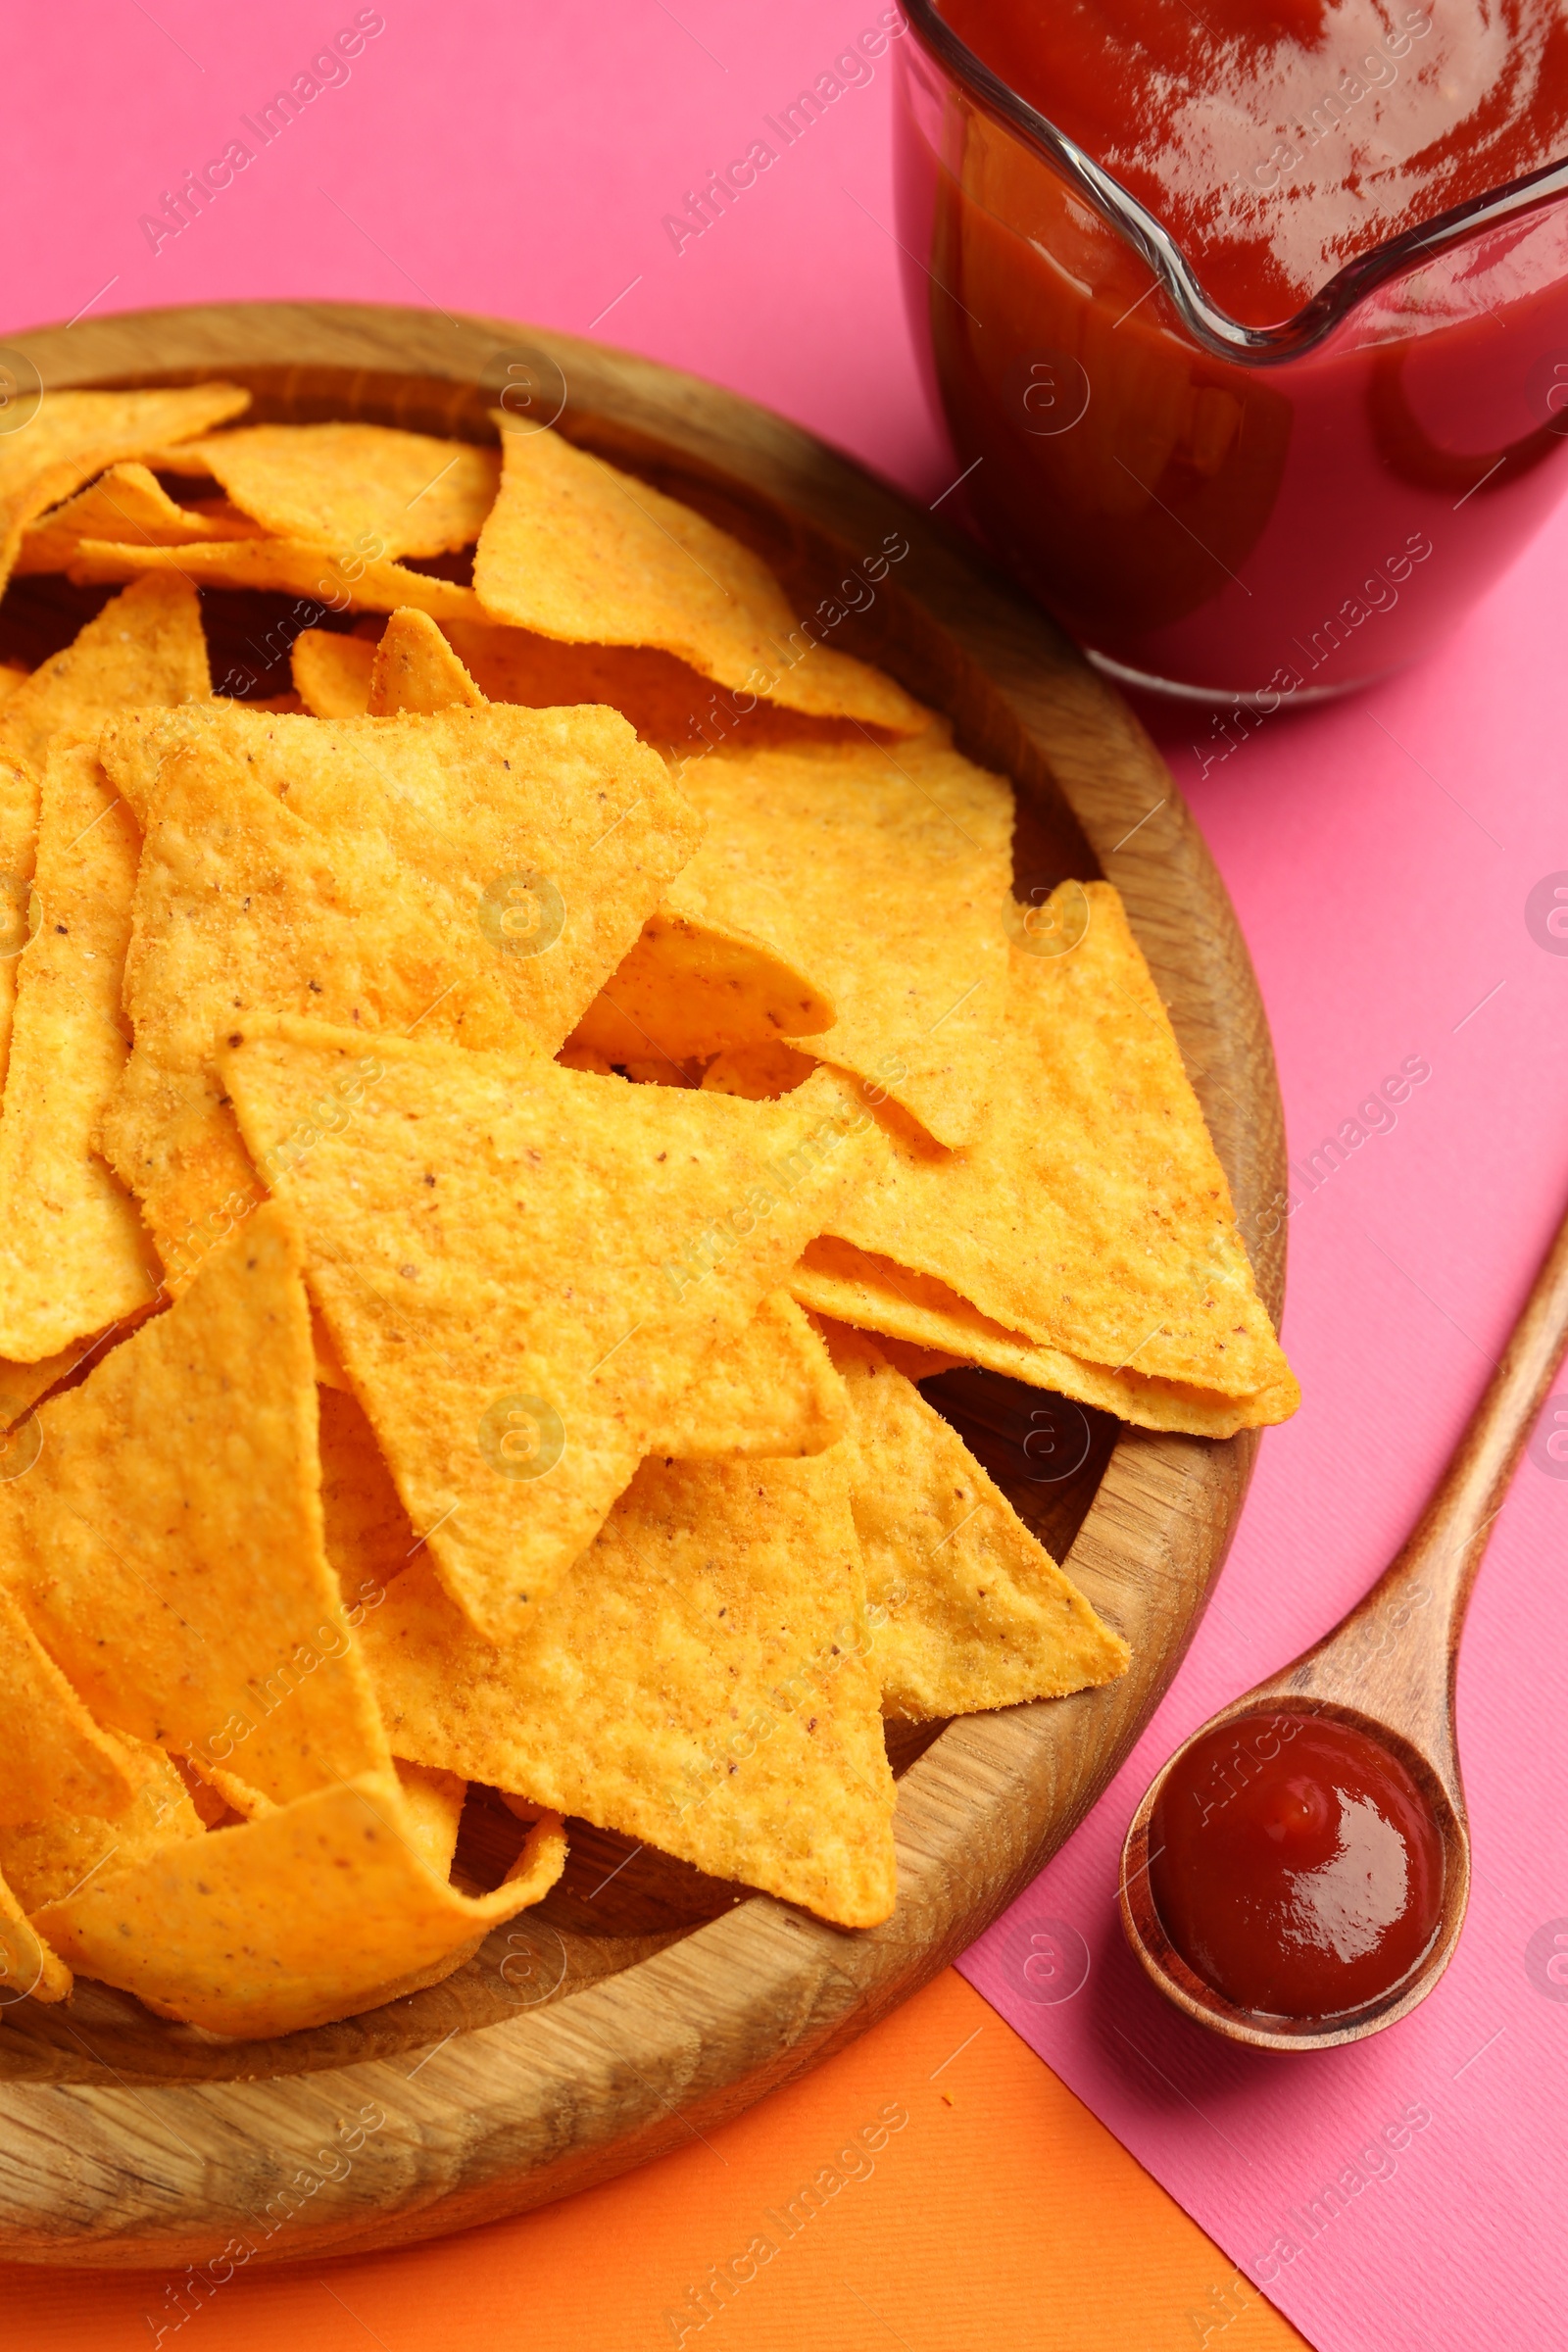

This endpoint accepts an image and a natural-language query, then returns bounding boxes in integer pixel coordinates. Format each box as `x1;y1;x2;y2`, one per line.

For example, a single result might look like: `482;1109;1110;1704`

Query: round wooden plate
0;302;1288;2270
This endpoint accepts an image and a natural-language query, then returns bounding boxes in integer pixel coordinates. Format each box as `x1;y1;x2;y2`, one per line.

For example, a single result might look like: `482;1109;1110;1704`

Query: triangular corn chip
319;1384;422;1608
291;627;375;717
790;1239;1294;1437
0;1316;150;1439
569;907;834;1066
442;616;883;760
312;1301;350;1386
318;1288;843;1600
0;743;40;1097
33;1771;566;2037
0;1584;139;1821
0;380;250;599
808;884;1297;1412
649;1289;846;1459
96;702;700;1283
0;739;161;1360
69;535;484;621
0;1867;70;2006
368;608;484;713
0;1735;203;1912
166;423;500;559
702;1040;819;1100
0;1204;394;1804
361;1450;898;1926
875;1336;966;1381
0;1355;69;1438
0;663;28;703
220;1020;877;1639
0;572;210;776
16;461;265;573
667;730;1014;1146
393;1757;466;1877
819;1323;1129;1718
140;446;236;473
474;426;925;733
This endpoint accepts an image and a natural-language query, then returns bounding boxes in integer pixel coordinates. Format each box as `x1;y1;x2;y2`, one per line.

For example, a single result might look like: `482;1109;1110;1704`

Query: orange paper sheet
0;1972;1306;2351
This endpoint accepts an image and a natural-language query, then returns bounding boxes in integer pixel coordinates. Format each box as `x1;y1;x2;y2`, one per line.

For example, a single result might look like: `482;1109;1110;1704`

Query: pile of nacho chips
0;386;1297;2039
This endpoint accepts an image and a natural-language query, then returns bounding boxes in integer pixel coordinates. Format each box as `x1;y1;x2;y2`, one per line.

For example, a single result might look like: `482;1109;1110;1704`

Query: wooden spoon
1120;1196;1568;2051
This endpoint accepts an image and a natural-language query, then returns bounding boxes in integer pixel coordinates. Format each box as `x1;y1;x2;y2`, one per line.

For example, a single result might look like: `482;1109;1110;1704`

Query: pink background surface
9;7;1568;2349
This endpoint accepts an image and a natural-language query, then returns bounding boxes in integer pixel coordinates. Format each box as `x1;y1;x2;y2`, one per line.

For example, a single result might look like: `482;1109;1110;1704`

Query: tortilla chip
0;572;211;778
369;608;485;714
790;1240;1296;1437
811;884;1297;1412
233;692;309;715
16;462;265;573
0;1583;140;1822
170;1755;244;1830
177;1748;274;1823
650;1290;846;1459
0;745;40;1098
0;1867;70;2007
474;426;925;734
0;740;161;1360
439;617;867;760
0;1734;204;1913
139;448;230;474
69;535;485;622
0;380;250;600
291;628;375;717
322;1286;840;1515
819;1322;1129;1718
702;1040;817;1100
318;1383;421;1605
0;663;28;704
393;1757;466;1876
665;728;1014;1146
556;1037;615;1076
0;1357;66;1437
220;1020;878;1640
570;907;834;1066
166;423;500;559
361;1449;897;1927
312;1304;349;1388
876;1336;966;1381
33;1770;566;2038
0;1319;148;1435
0;1204;394;1805
98;702;700;1284
443;617;729;746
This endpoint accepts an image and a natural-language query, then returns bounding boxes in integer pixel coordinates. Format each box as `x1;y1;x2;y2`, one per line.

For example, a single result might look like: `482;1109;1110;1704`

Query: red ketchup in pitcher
906;0;1568;695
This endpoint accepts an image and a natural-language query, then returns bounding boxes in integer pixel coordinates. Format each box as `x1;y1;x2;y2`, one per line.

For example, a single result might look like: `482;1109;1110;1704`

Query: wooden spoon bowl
1121;1191;1568;2051
1121;1695;1470;2051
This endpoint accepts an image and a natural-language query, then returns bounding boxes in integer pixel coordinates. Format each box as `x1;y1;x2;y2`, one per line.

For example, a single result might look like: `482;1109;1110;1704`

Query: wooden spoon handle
1287;1196;1568;1772
1381;1196;1568;1622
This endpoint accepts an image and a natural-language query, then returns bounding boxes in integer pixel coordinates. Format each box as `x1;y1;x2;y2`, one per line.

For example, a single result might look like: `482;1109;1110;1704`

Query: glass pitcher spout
898;0;1568;701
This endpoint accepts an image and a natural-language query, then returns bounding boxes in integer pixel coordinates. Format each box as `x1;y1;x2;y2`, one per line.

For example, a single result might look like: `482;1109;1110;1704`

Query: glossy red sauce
898;0;1568;694
940;0;1568;323
1148;1713;1445;2019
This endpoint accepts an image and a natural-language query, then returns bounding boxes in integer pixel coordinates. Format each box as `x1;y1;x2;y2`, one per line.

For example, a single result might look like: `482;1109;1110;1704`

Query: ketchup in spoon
1148;1713;1445;2018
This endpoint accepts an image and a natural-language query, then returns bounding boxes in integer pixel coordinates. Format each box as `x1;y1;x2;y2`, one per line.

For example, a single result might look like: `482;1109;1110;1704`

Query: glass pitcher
896;0;1568;703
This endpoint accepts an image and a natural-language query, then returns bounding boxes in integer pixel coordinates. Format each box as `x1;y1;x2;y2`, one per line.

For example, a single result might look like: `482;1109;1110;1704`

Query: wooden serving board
0;302;1288;2270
